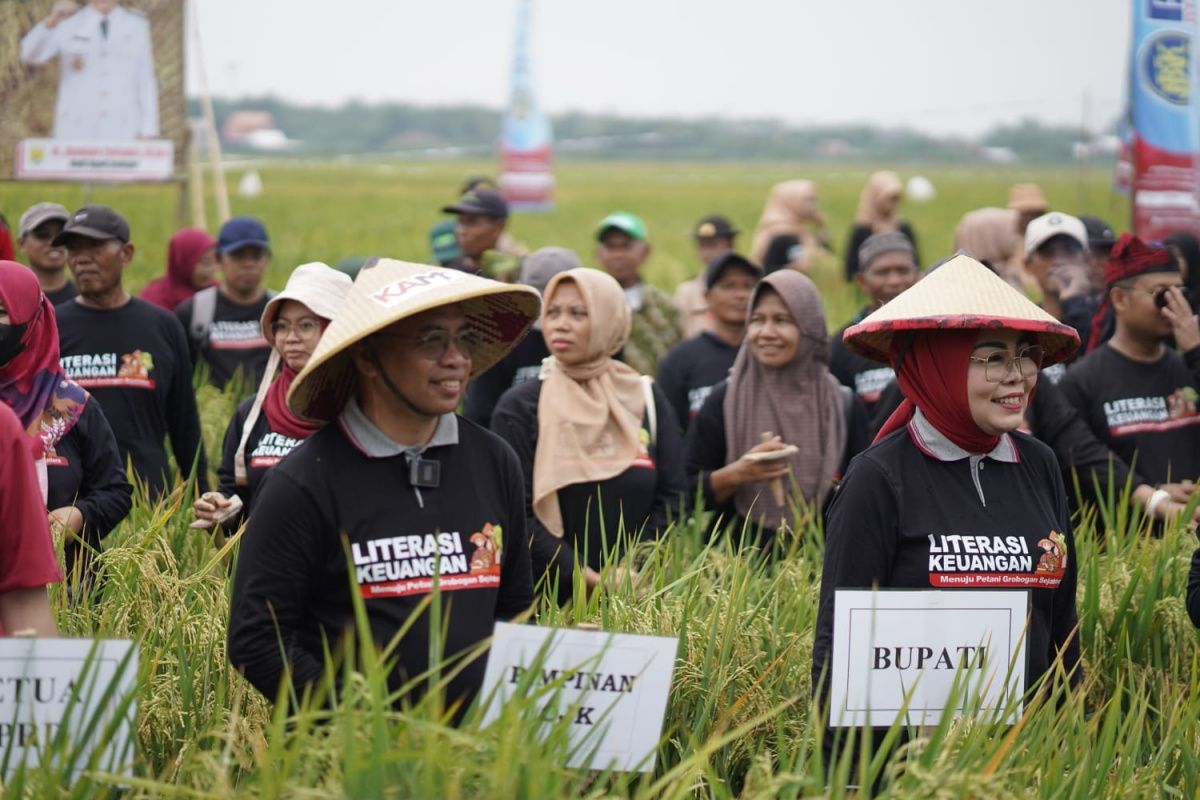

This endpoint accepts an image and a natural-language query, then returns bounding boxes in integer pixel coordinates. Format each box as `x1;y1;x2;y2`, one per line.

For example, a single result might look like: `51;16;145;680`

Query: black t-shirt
46;281;79;306
176;290;272;391
1059;344;1200;486
812;427;1080;702
830;313;896;413
490;378;687;605
684;379;870;543
228;416;533;713
655;331;739;434
46;400;133;546
216;396;307;522
464;332;549;429
56;298;209;497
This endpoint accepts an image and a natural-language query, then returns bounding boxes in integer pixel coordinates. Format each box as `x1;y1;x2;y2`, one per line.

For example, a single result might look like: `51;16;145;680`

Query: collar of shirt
907;408;1019;464
624;284;645;312
338;396;458;459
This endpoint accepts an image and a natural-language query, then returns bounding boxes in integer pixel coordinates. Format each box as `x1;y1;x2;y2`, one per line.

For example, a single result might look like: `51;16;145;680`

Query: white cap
1024;212;1087;256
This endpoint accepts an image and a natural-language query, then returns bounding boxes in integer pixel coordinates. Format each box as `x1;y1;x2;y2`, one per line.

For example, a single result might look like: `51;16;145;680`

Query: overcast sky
186;0;1131;137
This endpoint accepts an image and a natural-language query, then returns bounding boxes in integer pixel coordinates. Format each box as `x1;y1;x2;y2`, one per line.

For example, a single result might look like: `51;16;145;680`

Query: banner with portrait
0;0;185;182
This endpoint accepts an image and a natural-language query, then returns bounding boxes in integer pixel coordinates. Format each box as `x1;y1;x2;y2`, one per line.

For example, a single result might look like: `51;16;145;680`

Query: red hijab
874;329;1003;454
0;261;88;459
262;362;323;441
140;228;217;311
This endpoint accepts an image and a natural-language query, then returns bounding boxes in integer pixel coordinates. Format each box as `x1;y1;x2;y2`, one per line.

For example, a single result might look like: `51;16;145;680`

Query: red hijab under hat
874;329;1006;454
0;261;88;459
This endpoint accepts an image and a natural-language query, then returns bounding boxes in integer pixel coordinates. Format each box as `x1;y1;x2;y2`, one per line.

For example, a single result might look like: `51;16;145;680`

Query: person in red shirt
0;401;60;636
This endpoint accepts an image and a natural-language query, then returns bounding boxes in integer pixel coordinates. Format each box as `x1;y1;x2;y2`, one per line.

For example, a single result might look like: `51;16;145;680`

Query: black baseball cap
442;189;509;220
53;205;130;246
1079;215;1118;249
705;251;763;289
693;214;739;241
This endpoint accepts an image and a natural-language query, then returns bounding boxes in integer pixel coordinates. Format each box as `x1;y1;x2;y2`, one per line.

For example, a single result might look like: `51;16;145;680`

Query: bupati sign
480;623;677;772
827;589;1028;728
0;638;137;782
16;139;174;182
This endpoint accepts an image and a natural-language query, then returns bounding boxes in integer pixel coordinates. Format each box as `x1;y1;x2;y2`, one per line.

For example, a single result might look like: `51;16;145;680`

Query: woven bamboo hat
843;253;1080;365
288;259;540;421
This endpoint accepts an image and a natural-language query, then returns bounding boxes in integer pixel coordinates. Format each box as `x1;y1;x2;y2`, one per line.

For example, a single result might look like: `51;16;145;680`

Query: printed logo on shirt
631;428;656;469
370;268;466;309
1040;362;1067;385
687;384;715;418
512;364;542;387
44;445;69;468
248;432;302;468
351;522;504;599
60;350;156;389
927;531;1067;589
853;367;895;404
208;320;269;351
1102;387;1200;436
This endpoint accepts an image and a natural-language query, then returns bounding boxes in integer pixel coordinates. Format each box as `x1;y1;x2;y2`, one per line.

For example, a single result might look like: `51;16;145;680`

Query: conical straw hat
843;253;1080;364
288;259;540;421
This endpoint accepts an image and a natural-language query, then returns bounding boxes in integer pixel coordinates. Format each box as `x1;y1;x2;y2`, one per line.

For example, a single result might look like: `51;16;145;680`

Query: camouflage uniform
622;283;682;376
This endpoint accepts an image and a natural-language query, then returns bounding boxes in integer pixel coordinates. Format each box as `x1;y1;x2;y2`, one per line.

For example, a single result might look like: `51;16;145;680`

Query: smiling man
229;259;539;719
16;202;76;305
175;217;274;391
53;205;207;498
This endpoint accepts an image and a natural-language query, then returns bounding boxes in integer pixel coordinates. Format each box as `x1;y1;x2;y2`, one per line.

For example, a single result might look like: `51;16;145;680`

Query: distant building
221;111;296;151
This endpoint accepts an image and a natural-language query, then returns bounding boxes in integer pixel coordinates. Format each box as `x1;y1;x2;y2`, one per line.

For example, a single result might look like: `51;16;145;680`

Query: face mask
0;321;28;369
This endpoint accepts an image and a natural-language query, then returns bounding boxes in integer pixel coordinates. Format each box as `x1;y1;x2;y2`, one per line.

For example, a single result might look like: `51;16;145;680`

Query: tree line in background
191;96;1106;163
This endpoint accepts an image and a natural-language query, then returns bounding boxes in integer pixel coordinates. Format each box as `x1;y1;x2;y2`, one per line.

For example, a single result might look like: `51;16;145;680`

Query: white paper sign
0;638;138;781
15;139;174;182
828;589;1027;728
480;623;678;772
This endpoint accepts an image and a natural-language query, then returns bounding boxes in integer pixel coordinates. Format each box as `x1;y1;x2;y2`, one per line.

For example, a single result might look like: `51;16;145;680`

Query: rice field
7;160;1195;799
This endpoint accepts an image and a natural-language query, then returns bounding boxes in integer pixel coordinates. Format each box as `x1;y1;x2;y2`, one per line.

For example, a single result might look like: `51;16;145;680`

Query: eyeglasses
270;318;322;338
378;328;480;361
1127;284;1191;308
968;346;1045;382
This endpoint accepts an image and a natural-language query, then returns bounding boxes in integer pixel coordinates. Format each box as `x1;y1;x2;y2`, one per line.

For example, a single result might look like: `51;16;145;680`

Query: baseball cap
217;216;271;255
52;205;130;246
429;219;462;264
18;202;69;238
693;214;739;241
704;251;763;290
596;211;648;243
1079;215;1118;249
1008;183;1049;214
442;189;509;219
1024;212;1087;256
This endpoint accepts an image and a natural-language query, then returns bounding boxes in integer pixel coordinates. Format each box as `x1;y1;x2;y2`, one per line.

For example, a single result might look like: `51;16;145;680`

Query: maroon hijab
140;228;217;311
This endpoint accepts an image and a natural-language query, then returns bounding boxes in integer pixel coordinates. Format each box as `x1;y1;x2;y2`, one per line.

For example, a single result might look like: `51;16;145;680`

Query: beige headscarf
723;270;846;528
952;207;1026;291
533;268;646;537
854;171;905;232
749;180;826;264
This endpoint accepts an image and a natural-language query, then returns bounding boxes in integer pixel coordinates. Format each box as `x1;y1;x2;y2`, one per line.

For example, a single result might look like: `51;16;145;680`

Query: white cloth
623;284;645;312
20;4;159;139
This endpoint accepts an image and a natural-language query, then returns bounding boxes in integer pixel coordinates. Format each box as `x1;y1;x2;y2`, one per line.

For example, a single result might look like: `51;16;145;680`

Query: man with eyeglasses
229;260;539;720
16;203;77;306
175;216;275;392
53;205;208;498
1060;234;1200;504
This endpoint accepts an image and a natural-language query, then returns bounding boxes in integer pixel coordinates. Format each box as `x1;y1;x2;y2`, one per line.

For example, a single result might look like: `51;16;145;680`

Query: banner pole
187;119;207;229
189;0;231;224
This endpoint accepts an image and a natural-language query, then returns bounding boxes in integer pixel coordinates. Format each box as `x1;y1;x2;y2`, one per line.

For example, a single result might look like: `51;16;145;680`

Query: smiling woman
811;253;1083;776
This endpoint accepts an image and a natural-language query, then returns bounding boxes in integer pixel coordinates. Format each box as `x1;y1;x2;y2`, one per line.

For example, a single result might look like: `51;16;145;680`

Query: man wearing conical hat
228;259;541;718
811;254;1082;769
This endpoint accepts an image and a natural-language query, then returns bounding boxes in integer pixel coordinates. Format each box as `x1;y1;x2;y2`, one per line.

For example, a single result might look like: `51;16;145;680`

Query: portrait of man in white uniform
19;0;160;141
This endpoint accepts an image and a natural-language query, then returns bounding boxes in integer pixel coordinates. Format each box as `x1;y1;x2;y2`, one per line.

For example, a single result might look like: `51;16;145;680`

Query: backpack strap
641;375;657;449
189;286;219;348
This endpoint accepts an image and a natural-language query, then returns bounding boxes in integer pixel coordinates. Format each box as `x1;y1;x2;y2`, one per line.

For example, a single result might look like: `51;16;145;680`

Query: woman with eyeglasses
491;267;687;605
192;263;352;530
811;254;1083;773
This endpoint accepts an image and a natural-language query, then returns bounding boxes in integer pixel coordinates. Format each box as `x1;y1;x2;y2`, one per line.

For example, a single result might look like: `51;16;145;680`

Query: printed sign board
480;623;677;772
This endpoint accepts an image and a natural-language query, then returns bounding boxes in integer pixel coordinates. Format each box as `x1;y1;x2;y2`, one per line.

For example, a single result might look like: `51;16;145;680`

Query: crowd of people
2;170;1200;768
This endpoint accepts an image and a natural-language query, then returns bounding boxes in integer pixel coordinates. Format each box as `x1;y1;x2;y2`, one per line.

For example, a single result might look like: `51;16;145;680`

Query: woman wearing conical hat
227;259;541;721
811;254;1082;767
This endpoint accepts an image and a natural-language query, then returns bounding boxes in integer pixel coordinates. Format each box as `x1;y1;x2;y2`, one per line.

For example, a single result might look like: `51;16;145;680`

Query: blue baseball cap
217;216;271;255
